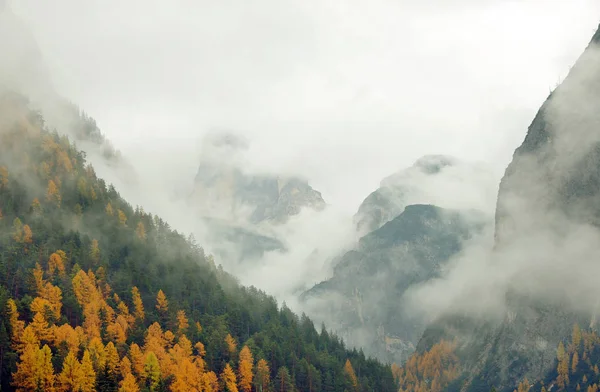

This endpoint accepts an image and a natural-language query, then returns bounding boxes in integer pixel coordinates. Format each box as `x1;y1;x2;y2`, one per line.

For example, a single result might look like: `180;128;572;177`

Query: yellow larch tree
156;289;169;314
80;350;98;392
12;342;56;391
132;286;145;321
31;197;42;216
105;341;121;379
119;373;140;392
255;359;271;392
7;299;25;346
238;345;254;392
202;371;220;392
136;221;146;240
222;363;239;392
58;350;82;391
120;356;133;379
106;202;114;216
46;179;61;207
177;310;189;336
344;359;359;390
129;343;146;381
118;209;127;226
0;165;8;188
48;251;66;276
22;224;33;244
29;311;53;342
90;239;100;265
225;333;237;358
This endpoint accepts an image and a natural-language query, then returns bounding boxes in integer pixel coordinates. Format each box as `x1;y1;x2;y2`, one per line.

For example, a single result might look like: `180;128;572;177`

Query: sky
10;0;600;213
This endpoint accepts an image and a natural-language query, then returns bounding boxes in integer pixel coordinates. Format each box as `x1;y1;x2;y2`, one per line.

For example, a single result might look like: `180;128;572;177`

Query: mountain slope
0;92;397;391
303;204;488;365
355;155;496;235
413;22;600;392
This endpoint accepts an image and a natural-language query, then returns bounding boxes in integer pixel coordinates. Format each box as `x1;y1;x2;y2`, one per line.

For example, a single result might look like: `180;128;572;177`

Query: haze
11;0;600;213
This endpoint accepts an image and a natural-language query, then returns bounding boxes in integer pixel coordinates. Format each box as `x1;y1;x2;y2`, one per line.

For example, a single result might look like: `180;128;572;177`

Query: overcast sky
11;0;600;212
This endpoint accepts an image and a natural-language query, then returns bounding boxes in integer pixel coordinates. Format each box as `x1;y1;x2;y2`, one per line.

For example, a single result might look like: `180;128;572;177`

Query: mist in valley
4;0;600;369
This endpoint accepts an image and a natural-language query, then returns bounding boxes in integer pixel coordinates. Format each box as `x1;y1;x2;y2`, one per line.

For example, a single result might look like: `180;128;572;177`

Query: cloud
10;0;600;213
6;1;600;326
405;41;600;324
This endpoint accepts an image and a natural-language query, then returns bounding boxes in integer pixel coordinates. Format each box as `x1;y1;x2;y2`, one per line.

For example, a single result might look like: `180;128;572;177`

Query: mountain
189;131;326;264
191;131;326;226
0;5;137;190
0;91;397;391
407;22;600;392
303;204;489;365
355;155;496;235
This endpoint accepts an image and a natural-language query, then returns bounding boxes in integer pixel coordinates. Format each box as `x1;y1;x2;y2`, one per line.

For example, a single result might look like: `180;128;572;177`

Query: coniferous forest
0;91;396;391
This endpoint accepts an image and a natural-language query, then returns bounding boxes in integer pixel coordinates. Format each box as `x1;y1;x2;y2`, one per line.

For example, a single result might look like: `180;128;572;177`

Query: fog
406;40;600;326
4;0;600;353
11;0;600;211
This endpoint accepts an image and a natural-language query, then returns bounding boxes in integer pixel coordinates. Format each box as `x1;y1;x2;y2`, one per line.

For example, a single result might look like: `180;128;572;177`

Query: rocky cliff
416;22;600;392
303;204;488;364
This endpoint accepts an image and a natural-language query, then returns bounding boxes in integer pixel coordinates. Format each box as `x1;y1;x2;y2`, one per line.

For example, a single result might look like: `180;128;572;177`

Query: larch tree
156;290;169;313
238;345;254;392
46;179;61;207
118;209;127;226
58;350;82;391
7;299;25;345
119;373;140;392
80;350;97;392
222;363;239;392
136;222;146;240
12;217;23;243
177;310;189;336
131;286;145;321
129;343;145;380
90;239;100;265
12;342;56;391
48;252;66;276
144;352;161;392
225;334;237;358
22;224;33;244
106;202;114;216
344;359;359;390
255;358;271;392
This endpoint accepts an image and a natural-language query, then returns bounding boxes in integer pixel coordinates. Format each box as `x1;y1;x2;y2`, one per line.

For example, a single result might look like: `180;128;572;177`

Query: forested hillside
0;91;396;391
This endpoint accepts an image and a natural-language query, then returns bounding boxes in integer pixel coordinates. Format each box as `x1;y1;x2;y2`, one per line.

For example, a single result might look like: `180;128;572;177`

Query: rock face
303;204;488;364
190;131;326;264
355;155;496;235
416;23;600;392
191;132;326;226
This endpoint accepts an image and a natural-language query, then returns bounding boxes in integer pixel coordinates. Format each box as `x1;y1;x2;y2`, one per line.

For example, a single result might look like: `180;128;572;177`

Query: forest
0;91;396;391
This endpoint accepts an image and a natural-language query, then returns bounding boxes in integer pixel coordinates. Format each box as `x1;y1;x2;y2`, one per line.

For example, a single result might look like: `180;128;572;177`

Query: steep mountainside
0;92;397;391
355;155;496;235
303;204;488;365
413;22;600;392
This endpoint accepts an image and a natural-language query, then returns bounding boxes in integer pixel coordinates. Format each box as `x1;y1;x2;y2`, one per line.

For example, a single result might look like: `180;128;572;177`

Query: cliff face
417;23;600;392
191;132;326;226
355;155;496;235
303;204;488;364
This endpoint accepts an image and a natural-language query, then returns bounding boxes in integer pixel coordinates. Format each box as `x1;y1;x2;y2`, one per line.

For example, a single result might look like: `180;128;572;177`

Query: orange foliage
222;363;238;392
225;333;237;357
395;340;460;392
238;345;254;392
156;289;169;314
